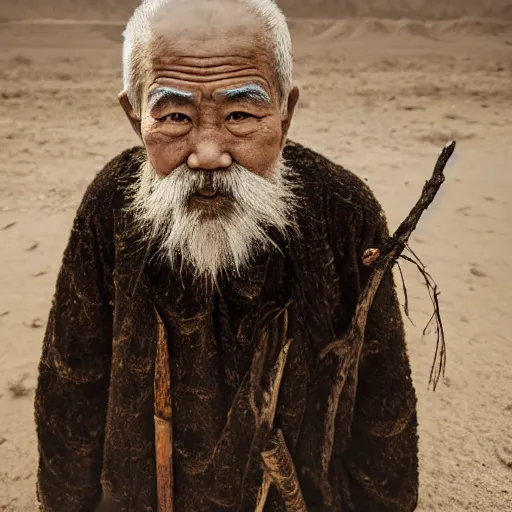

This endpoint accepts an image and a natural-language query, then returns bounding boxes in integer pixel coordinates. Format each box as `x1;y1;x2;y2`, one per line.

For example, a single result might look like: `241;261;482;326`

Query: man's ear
281;86;299;146
118;90;142;139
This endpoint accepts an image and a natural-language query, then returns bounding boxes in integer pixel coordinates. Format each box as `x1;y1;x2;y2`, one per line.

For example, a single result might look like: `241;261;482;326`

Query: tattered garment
35;141;419;511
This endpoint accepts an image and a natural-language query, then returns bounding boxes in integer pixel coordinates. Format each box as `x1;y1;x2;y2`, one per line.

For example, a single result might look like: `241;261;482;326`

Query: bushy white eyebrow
214;84;271;105
147;87;196;108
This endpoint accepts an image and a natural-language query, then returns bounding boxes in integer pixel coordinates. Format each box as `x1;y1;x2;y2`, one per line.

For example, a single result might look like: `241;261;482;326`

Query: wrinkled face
120;2;299;282
140;41;285;182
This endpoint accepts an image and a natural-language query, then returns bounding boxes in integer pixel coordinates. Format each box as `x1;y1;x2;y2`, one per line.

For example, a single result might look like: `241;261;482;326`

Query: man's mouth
188;191;233;219
195;173;220;199
194;189;219;199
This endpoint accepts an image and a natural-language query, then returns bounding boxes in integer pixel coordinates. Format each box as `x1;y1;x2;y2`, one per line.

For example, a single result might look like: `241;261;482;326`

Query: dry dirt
0;15;511;512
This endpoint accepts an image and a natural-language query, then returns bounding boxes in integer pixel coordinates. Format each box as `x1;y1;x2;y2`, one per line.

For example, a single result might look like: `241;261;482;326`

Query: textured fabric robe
34;141;419;512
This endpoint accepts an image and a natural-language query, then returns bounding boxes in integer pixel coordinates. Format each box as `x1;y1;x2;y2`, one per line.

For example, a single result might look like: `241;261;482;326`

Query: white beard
128;156;297;284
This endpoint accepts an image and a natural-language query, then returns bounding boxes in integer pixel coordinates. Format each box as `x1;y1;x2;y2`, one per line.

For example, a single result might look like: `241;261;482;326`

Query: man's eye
159;113;190;123
227;112;254;122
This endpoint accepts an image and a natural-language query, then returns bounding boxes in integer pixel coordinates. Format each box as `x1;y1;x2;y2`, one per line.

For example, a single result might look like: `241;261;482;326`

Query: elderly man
34;0;419;511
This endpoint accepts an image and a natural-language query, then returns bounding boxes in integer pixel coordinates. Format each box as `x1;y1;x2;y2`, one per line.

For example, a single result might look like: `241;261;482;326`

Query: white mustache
150;163;280;199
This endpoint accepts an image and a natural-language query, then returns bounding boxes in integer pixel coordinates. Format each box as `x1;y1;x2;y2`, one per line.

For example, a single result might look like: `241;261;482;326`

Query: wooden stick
252;309;296;512
261;429;307;512
318;141;456;486
153;310;174;512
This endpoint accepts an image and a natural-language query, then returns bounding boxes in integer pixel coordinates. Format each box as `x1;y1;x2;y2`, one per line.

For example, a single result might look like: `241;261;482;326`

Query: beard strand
128;156;297;284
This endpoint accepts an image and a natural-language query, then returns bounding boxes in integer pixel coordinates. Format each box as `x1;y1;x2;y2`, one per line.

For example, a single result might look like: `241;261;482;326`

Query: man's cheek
143;137;180;177
232;137;281;178
148;153;172;177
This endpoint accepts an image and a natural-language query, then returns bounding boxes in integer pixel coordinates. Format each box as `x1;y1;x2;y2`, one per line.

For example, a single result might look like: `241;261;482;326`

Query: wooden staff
153;310;174;512
317;141;456;490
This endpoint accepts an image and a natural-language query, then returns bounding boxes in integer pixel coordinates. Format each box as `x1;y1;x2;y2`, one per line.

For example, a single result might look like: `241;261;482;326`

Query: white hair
122;0;293;115
129;157;297;284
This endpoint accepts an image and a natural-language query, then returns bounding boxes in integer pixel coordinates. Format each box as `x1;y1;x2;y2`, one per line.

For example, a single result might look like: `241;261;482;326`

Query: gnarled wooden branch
318;140;456;491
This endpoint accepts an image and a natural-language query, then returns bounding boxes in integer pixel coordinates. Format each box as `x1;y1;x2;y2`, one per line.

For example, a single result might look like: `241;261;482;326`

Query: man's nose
187;137;232;170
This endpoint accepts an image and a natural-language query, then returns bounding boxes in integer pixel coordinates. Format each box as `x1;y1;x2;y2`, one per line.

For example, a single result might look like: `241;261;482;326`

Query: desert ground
0;14;511;512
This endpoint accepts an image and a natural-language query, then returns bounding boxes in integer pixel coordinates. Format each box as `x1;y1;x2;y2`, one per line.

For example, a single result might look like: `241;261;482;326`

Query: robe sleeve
336;204;419;511
34;185;114;512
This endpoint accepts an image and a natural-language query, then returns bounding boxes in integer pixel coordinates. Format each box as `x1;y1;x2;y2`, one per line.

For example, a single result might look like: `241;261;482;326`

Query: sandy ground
0;17;511;512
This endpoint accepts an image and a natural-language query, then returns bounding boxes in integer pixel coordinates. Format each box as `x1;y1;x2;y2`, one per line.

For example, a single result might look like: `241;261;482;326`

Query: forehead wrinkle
147;86;197;109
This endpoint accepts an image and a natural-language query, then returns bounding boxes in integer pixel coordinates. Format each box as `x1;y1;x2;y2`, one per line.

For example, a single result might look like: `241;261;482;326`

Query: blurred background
1;1;511;511
2;0;512;20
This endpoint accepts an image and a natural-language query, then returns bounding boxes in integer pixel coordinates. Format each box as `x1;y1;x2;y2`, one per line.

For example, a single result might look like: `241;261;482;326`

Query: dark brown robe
34;140;419;512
